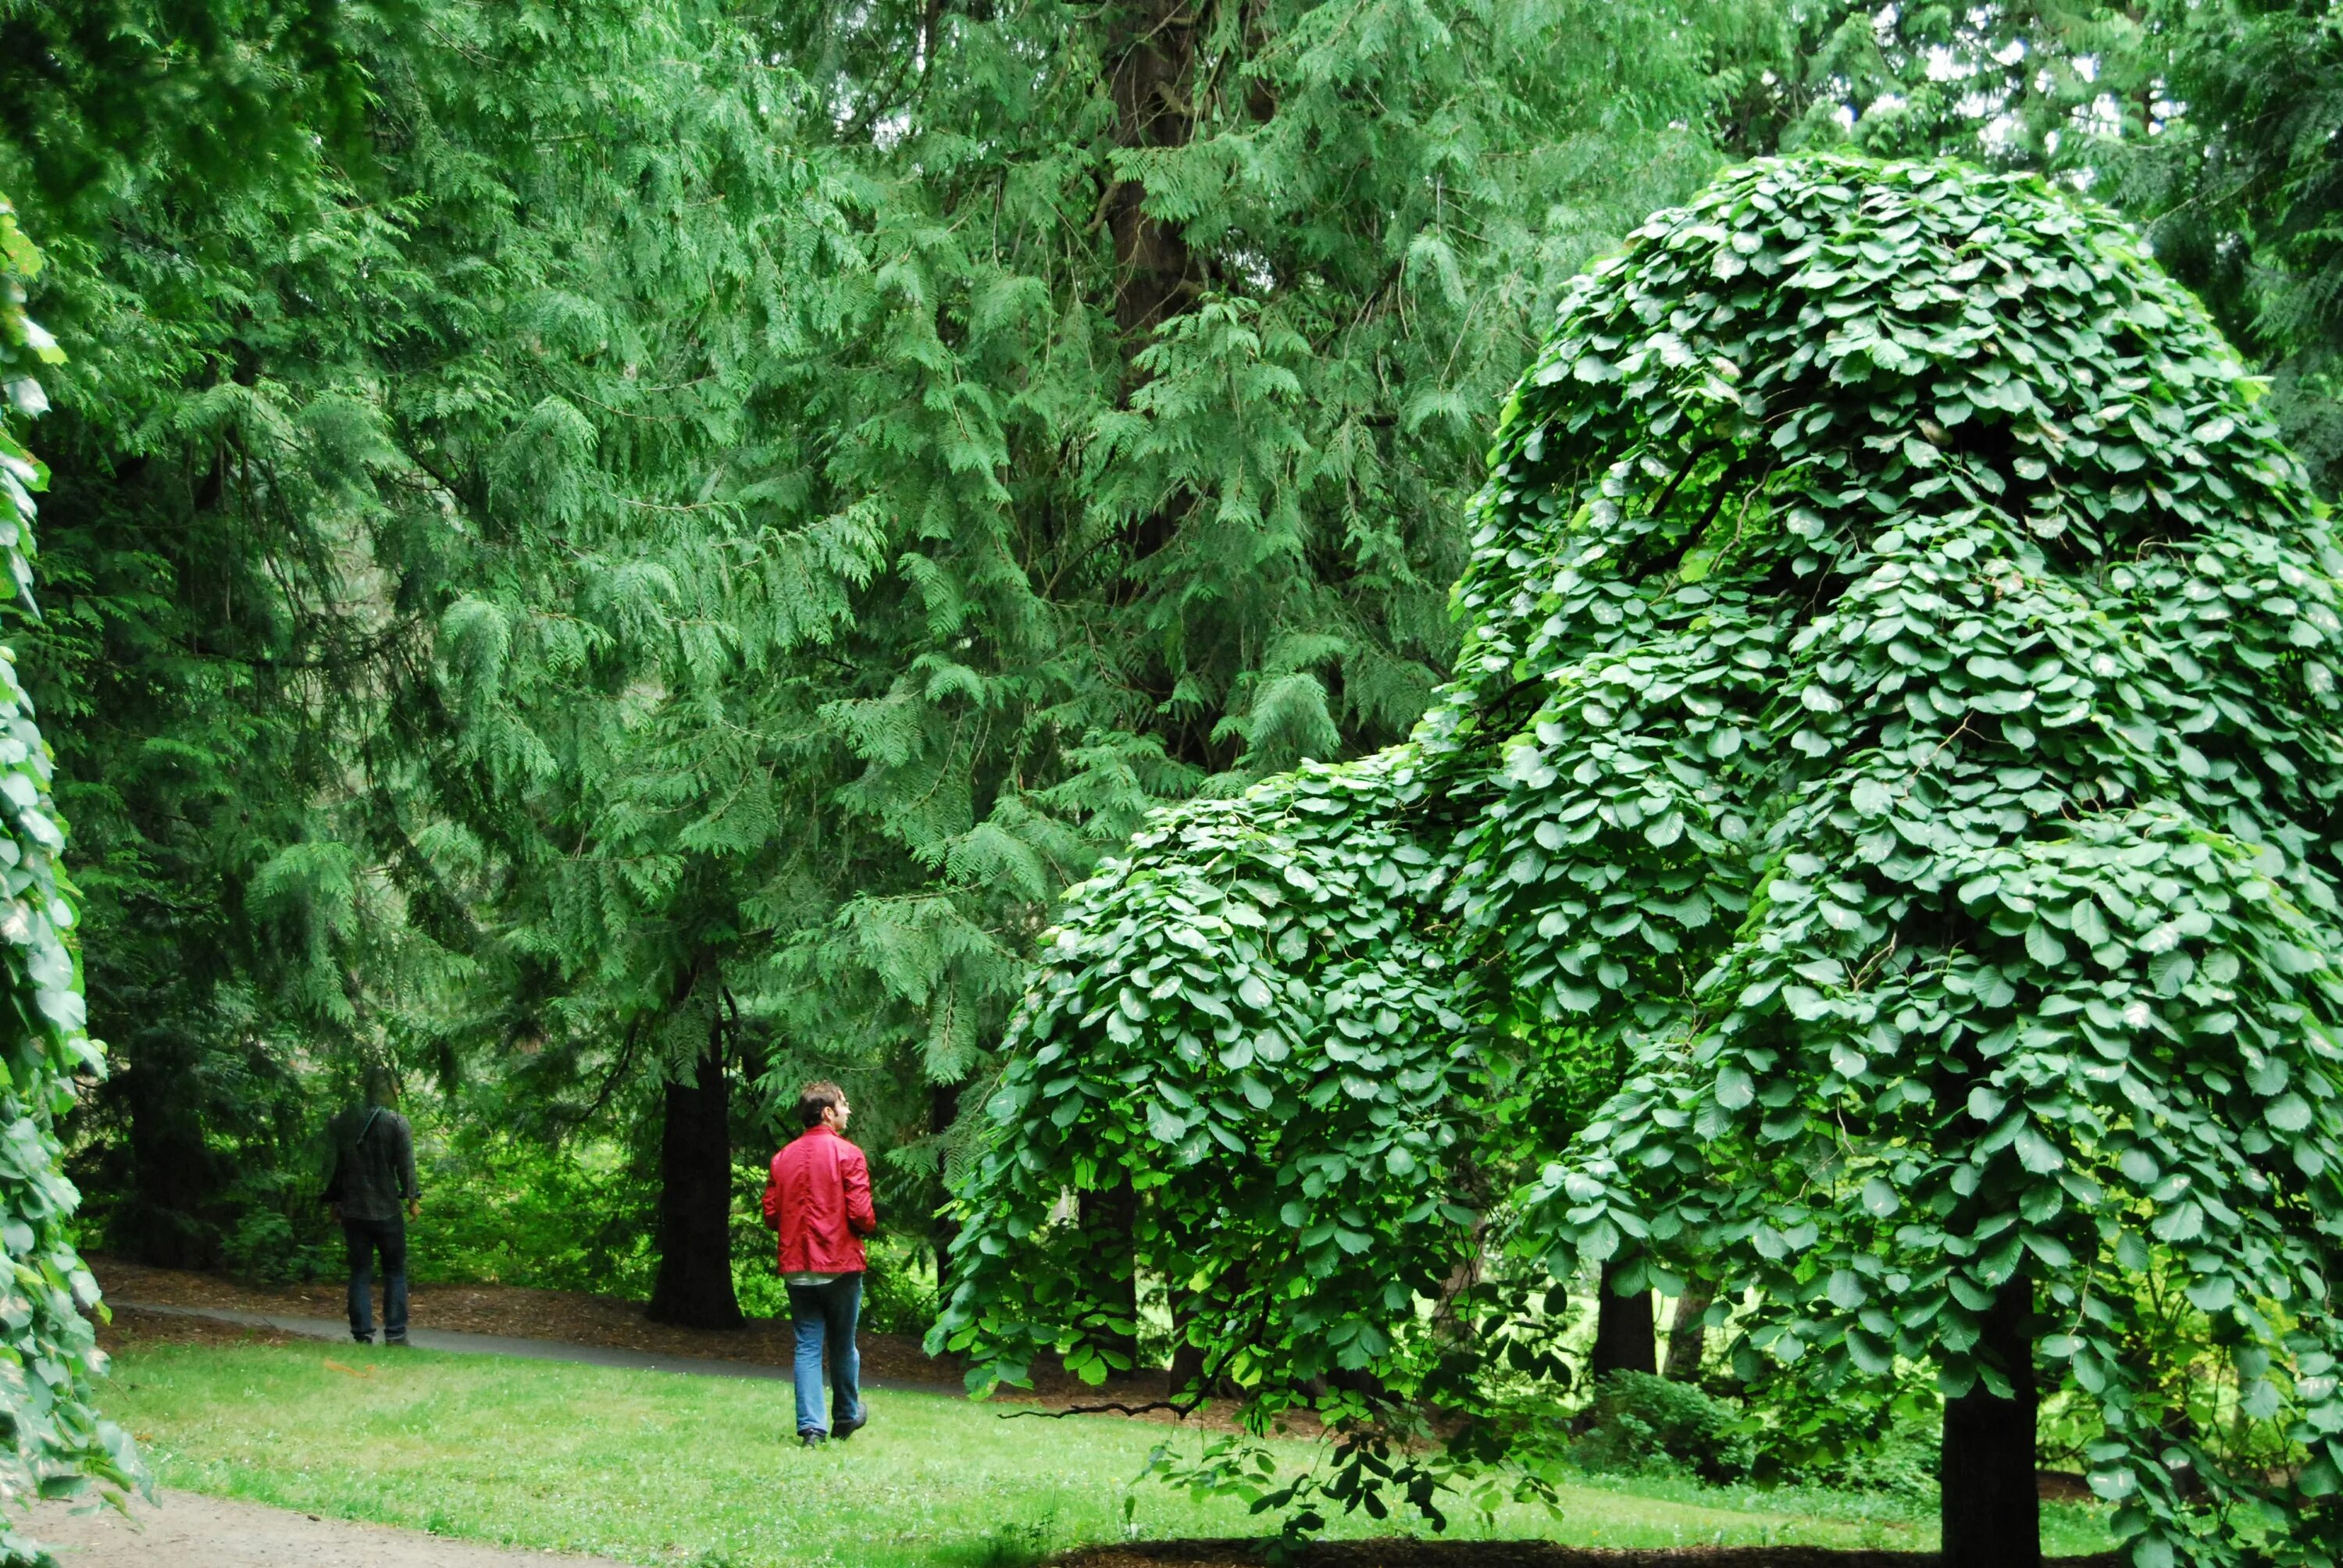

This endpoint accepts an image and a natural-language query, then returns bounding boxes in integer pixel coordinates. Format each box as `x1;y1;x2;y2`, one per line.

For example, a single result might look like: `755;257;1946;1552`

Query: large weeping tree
939;155;2343;1567
1508;157;2343;1568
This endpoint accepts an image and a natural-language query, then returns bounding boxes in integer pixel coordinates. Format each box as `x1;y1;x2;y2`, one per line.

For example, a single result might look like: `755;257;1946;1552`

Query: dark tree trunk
1105;0;1197;341
1099;0;1204;609
1940;1274;2039;1568
929;1080;962;1306
1589;1259;1657;1378
1084;1176;1140;1375
647;1016;744;1330
1664;1283;1714;1381
120;1028;224;1268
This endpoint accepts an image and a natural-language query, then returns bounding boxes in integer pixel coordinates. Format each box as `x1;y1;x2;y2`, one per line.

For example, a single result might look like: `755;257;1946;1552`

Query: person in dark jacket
762;1080;876;1446
323;1066;421;1345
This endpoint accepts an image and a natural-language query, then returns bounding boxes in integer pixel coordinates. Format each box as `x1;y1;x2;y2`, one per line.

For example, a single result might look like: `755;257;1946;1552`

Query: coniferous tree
739;0;1736;1274
0;0;405;1265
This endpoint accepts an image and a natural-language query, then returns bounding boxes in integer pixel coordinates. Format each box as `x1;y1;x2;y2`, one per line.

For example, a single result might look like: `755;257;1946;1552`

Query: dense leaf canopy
943;154;2343;1565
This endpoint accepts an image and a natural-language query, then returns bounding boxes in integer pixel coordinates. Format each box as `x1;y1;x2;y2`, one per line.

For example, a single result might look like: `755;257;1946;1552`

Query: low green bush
1571;1371;1757;1483
731;1231;938;1336
1567;1367;1940;1499
1734;1364;1940;1500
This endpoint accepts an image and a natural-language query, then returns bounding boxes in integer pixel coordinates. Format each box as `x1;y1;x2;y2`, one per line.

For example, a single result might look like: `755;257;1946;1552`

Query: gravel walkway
27;1489;625;1566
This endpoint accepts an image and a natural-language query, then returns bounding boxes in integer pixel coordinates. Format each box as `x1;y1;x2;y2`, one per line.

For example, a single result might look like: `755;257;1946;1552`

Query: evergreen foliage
2;0;1746;1294
943;155;2343;1565
745;0;1731;1107
0;195;144;1566
2108;0;2343;489
0;0;433;1262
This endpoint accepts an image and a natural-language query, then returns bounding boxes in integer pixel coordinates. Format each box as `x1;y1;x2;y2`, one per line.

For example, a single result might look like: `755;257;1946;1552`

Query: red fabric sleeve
761;1153;783;1232
842;1143;877;1238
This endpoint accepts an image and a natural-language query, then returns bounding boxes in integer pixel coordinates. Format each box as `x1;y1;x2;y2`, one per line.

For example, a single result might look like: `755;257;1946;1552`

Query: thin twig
999;1397;1205;1420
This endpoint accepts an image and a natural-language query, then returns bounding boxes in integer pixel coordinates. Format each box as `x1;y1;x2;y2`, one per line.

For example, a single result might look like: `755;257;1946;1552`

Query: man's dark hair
797;1080;847;1129
363;1065;399;1108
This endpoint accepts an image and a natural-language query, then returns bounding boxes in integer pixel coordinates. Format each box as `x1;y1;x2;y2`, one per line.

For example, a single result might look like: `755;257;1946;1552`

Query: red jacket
762;1125;876;1274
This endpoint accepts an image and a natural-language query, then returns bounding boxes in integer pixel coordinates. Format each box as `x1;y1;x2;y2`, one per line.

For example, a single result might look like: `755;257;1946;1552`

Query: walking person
763;1080;876;1447
322;1065;421;1345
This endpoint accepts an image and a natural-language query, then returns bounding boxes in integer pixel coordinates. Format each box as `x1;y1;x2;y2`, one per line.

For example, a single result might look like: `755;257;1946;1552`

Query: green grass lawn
105;1342;2115;1566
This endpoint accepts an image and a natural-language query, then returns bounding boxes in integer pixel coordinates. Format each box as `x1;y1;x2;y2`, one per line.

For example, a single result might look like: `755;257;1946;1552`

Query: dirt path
27;1489;626;1566
89;1255;968;1389
87;1255;1161;1406
107;1298;965;1392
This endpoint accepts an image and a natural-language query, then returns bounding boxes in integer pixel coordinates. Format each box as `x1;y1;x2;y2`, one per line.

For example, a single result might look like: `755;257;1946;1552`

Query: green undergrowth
105;1342;2113;1566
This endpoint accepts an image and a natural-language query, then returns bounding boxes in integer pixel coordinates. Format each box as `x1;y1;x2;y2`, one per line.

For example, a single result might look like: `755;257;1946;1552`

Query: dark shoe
384;1336;410;1348
800;1432;826;1449
351;1335;374;1345
833;1415;866;1441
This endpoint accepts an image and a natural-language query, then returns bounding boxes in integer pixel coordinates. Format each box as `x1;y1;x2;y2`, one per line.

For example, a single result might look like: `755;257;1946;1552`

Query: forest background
2;0;2338;1342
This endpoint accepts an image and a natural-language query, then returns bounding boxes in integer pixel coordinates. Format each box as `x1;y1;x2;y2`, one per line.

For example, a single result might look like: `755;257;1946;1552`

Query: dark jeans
786;1274;862;1436
343;1216;408;1343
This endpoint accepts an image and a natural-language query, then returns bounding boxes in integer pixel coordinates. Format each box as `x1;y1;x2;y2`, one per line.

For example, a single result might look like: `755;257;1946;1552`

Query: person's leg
827;1274;863;1434
344;1221;376;1343
786;1283;828;1438
380;1218;409;1343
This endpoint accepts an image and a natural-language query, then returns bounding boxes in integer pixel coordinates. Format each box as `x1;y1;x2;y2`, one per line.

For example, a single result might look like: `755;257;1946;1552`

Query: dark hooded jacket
323;1104;419;1223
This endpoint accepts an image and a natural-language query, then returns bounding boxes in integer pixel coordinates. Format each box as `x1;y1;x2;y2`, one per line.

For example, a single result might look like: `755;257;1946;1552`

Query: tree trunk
1939;1274;2039;1568
647;1015;744;1330
1100;0;1202;603
120;1028;224;1268
1084;1175;1140;1375
929;1080;962;1306
1589;1259;1657;1378
1104;0;1197;341
1664;1282;1714;1381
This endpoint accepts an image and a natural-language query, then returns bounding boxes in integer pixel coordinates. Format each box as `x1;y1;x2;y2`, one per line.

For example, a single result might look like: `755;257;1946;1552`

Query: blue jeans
786;1274;862;1436
343;1217;408;1343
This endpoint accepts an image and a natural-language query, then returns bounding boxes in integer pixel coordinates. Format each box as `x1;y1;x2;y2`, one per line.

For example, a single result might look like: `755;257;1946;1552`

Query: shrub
1736;1366;1939;1499
732;1231;937;1335
1571;1370;1756;1483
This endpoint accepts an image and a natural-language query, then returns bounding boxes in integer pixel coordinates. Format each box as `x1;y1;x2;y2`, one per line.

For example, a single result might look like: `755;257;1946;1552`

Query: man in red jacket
763;1079;877;1446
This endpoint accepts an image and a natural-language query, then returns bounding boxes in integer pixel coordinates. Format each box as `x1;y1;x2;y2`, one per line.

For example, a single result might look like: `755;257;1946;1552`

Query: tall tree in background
348;2;830;1330
0;0;400;1265
747;0;1736;1286
0;0;837;1315
2106;0;2343;488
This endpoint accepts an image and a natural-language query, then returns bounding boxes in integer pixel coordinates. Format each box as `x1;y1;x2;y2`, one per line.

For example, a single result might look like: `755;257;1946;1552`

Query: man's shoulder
775;1130;862;1166
333;1106;410;1140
